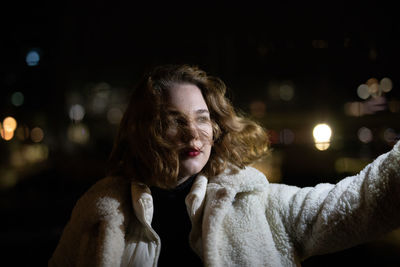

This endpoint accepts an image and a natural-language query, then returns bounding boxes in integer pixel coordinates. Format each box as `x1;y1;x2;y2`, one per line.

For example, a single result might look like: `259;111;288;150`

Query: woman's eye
197;116;210;123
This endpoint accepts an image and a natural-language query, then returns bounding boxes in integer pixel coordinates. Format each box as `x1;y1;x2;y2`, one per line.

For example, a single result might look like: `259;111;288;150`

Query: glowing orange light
1;128;14;141
3;117;17;132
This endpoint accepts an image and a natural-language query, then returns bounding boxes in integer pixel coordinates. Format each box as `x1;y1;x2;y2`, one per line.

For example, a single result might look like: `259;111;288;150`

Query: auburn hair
107;64;269;189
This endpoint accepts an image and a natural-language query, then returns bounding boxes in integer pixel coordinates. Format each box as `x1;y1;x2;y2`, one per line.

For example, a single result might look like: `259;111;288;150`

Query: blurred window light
26;49;40;66
367;78;380;97
67;123;90;144
3;116;17;132
380;77;393;93
313;123;332;151
1;127;14;141
358;127;373;143
107;107;123;124
279;128;295;145
11;92;24;106
384;128;397;143
69;104;85;121
357;84;370;99
30;127;44;143
279;84;294;101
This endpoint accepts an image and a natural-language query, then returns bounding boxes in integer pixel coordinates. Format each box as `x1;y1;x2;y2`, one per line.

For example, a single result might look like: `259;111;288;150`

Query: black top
150;175;203;267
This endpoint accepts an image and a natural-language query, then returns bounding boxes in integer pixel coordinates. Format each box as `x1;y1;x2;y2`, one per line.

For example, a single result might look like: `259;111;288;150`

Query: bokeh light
67;123;90;144
280;128;295;145
279;84;295;101
90;82;111;114
313;123;332;151
26;49;40;66
30;127;44;143
1;116;17;141
380;77;393;93
383;128;397;143
10;144;49;167
357;84;370;99
1;128;14;141
107;107;124;124
358;127;373;143
367;78;380;97
69;104;85;121
3;116;17;132
11;92;24;106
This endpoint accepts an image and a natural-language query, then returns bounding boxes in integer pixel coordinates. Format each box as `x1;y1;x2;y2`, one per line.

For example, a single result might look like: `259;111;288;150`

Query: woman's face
166;83;213;184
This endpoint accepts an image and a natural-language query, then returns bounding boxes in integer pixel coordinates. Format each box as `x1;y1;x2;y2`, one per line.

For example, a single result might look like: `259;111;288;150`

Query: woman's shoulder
207;166;269;192
70;176;132;224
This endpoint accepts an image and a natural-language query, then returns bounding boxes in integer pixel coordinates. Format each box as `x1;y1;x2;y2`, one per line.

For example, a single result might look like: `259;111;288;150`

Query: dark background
1;1;400;266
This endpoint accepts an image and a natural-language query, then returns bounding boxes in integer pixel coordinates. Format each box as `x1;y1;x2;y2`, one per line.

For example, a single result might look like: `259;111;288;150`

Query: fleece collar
130;175;209;227
130;166;268;228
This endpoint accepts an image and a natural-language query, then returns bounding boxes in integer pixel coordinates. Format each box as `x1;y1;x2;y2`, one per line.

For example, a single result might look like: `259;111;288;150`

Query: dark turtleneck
150;175;203;266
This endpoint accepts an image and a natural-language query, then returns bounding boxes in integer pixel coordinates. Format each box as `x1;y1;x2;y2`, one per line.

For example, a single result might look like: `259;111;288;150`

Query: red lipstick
186;148;200;157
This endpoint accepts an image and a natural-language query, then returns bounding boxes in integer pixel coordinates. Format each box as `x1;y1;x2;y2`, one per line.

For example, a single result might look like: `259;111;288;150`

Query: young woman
49;64;400;267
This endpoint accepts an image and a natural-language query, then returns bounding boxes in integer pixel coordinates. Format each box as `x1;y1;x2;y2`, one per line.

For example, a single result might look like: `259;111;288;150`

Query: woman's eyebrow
196;109;210;115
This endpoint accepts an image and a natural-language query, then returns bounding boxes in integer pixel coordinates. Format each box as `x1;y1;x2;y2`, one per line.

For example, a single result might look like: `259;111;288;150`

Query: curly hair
107;64;269;189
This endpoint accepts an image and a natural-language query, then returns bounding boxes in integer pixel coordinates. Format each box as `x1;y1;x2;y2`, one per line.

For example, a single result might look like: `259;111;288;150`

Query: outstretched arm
268;141;400;260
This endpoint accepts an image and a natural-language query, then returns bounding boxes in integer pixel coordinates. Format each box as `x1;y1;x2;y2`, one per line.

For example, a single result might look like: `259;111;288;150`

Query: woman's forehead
166;83;209;112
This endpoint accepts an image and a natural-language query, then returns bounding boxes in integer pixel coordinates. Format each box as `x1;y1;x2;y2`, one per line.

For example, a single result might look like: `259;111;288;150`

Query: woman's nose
184;121;199;141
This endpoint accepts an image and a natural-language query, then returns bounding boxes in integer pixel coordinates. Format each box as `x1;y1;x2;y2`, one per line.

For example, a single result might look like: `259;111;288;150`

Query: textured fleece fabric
49;141;400;267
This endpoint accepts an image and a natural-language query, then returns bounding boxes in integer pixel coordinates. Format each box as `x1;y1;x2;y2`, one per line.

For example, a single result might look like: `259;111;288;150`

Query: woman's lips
184;148;201;157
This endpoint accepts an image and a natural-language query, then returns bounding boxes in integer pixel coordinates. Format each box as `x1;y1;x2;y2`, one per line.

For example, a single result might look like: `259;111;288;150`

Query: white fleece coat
49;141;400;267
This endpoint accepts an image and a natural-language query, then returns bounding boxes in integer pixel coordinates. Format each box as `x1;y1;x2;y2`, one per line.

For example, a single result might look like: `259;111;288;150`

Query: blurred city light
90;82;111;114
1;127;14;141
11;92;24;106
313;123;332;151
1;116;17;141
367;78;380;97
107;107;123;124
357;84;370;99
380;77;393;93
279;83;294;101
69;104;85;121
30;127;44;143
279;128;295;145
383;128;397;144
358;127;373;143
3;116;17;132
67;123;90;144
10;144;49;167
26;49;40;66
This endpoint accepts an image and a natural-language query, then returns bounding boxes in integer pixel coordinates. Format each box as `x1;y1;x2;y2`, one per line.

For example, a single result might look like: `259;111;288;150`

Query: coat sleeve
268;141;400;260
48;177;129;267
